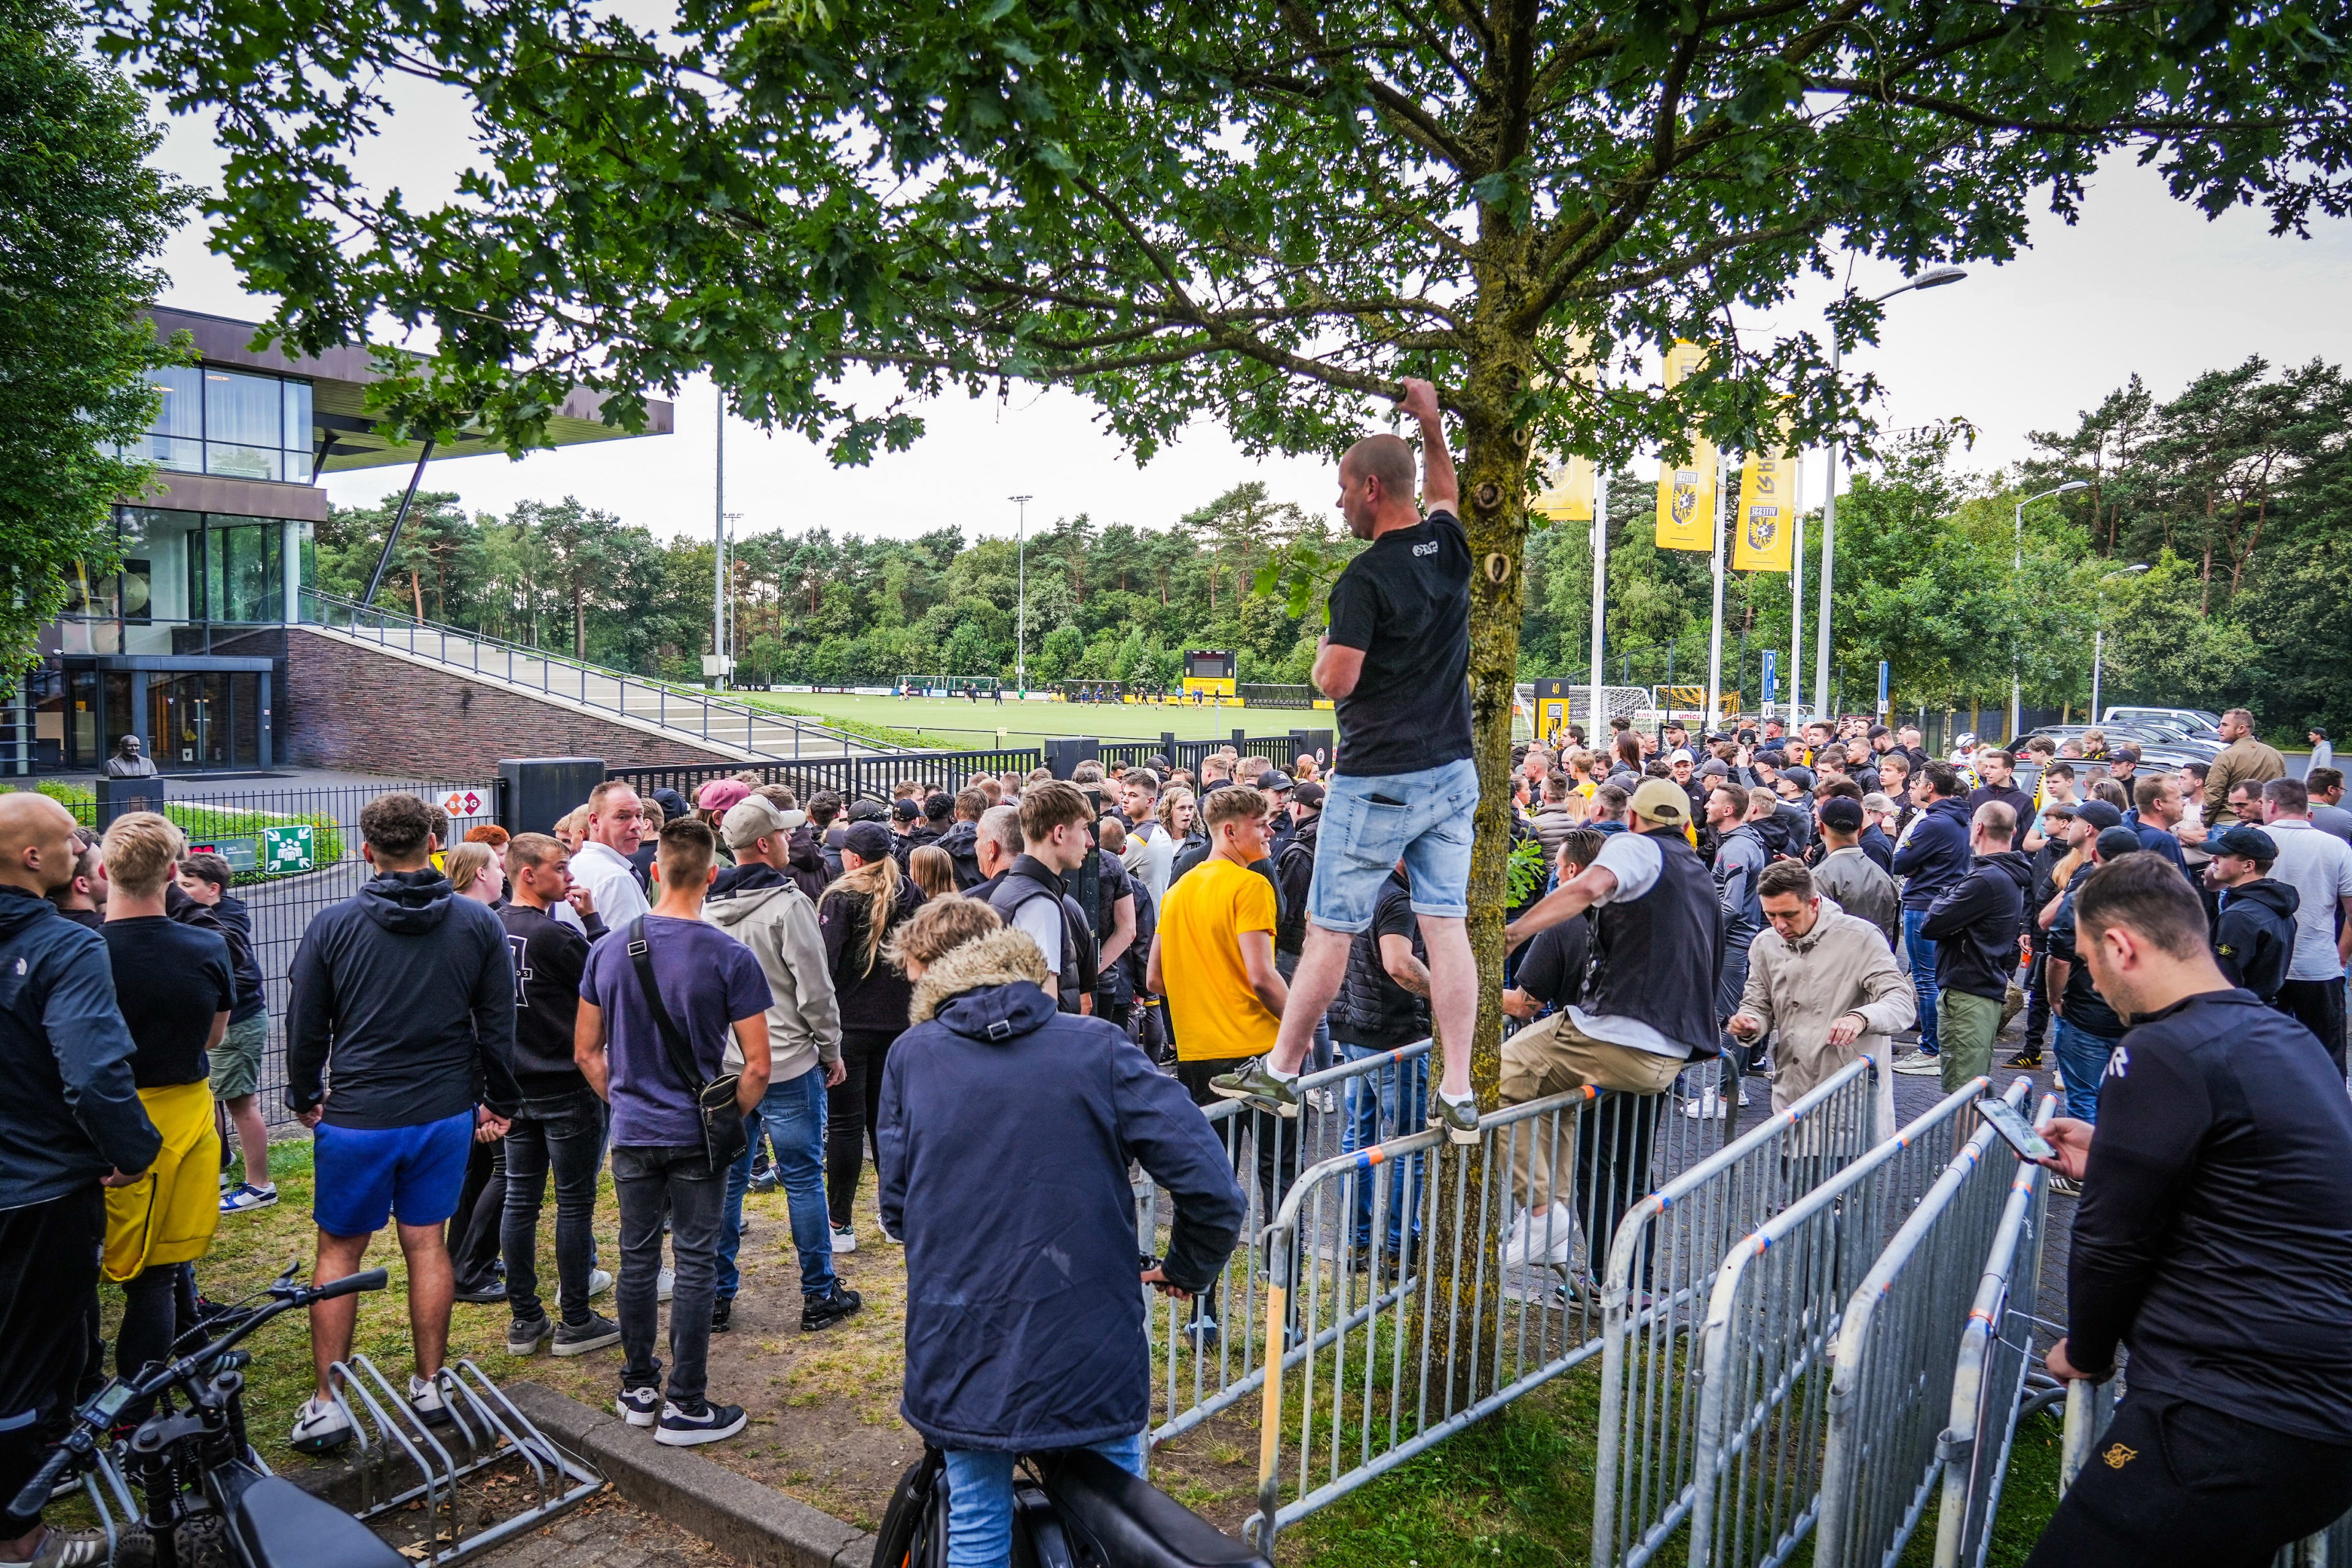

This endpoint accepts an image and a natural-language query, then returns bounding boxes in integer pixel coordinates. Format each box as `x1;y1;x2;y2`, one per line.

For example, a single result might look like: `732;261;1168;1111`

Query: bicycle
11;1266;407;1568
872;1443;1265;1568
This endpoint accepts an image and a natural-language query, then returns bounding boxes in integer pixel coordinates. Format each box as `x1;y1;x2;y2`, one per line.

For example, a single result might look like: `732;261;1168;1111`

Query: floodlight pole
714;386;726;689
1009;494;1033;696
1814;265;1968;718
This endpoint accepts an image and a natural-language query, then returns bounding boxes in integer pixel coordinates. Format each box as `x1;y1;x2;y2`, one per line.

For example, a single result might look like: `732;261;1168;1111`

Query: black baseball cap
843;821;895;863
2094;826;2144;862
1819;797;1864;832
1291;781;1325;807
847;799;888;823
2210;824;2277;862
2073;800;2124;831
1256;769;1294;793
892;797;921;821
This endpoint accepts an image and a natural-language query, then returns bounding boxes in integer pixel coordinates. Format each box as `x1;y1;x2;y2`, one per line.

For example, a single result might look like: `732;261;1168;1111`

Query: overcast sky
146;98;2352;546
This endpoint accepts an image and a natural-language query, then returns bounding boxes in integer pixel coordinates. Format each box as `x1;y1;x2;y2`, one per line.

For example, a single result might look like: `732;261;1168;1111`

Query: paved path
469;1491;742;1568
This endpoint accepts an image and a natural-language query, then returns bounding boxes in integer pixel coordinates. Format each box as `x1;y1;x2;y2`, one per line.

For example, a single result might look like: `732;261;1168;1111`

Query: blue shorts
1307;758;1480;932
312;1110;475;1237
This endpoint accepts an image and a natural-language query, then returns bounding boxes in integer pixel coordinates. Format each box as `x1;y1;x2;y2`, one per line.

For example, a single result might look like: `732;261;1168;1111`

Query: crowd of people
7;379;2352;1568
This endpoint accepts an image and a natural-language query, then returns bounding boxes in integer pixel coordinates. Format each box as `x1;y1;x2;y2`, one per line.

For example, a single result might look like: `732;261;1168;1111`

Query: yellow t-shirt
1158;857;1281;1063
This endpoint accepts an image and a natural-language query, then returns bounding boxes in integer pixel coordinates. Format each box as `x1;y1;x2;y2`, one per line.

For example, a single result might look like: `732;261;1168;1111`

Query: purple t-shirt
579;915;771;1147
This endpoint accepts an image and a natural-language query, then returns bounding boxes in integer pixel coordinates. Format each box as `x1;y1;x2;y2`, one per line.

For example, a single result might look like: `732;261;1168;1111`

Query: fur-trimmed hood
909;927;1051;1026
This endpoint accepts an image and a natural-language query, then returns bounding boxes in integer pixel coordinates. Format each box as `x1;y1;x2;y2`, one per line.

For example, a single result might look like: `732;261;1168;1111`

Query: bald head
0;793;83;896
1340;434;1416;499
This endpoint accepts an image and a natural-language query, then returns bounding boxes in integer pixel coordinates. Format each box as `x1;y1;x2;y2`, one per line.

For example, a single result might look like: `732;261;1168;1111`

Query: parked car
2020;724;2212;768
2102;705;2225;739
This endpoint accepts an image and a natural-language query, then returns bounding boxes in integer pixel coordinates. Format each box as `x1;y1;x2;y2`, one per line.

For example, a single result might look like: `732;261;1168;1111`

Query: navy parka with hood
876;928;1244;1452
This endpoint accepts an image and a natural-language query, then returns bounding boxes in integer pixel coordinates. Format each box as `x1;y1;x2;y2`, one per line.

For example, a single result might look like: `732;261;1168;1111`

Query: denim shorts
1308;758;1480;932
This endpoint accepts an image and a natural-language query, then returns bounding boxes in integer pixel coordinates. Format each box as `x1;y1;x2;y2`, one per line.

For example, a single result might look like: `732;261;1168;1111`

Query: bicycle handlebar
6;1269;389;1518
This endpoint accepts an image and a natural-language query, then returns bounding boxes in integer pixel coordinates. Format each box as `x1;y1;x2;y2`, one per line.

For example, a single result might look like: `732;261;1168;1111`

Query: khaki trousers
1499;1012;1684;1219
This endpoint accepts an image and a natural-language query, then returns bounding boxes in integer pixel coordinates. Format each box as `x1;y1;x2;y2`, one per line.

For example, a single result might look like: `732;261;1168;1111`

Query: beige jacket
2206;736;2289;825
706;878;842;1084
1739;899;1916;1107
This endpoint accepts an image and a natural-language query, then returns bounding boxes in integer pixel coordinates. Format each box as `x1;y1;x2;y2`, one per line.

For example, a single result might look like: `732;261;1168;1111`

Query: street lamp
1008;494;1033;696
2007;480;2089;739
1814;265;1968;715
2090;563;2150;719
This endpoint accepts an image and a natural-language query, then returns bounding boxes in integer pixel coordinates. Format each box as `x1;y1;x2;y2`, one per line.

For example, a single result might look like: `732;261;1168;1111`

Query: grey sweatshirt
706;869;842;1084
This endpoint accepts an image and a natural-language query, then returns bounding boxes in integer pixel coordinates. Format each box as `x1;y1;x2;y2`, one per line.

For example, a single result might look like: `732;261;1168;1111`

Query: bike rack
327;1355;605;1563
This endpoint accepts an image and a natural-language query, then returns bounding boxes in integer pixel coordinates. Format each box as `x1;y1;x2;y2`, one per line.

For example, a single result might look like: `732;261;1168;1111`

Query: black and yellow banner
1732;448;1796;572
1653;342;1715;553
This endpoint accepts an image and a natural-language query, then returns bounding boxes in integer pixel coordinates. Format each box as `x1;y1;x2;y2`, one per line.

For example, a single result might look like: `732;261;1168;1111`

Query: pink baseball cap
696;780;753;813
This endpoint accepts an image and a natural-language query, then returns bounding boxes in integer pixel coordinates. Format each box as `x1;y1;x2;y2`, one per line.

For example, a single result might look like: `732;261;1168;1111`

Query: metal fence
1931;1109;2057;1568
1812;1082;2043;1568
1590;1055;1895;1568
1142;1043;1436;1449
606;748;1044;809
47;775;504;1131
1675;1076;1997;1568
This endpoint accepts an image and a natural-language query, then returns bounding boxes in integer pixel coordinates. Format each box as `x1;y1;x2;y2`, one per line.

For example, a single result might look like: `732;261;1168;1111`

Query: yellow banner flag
1654;342;1716;552
1531;454;1594;522
1732;448;1796;572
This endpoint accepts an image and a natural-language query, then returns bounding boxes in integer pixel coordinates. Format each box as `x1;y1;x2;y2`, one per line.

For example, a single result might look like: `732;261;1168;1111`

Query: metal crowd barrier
1246;1086;1626;1553
1591;1055;1896;1568
1930;1101;2057;1568
1814;1081;2042;1568
1678;1076;1996;1568
1142;1041;1436;1446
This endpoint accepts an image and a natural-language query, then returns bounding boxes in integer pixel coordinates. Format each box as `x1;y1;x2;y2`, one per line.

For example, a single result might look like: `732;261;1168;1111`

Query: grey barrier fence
1812;1081;2043;1568
1931;1103;2057;1568
1237;1052;1850;1556
2059;1377;2352;1567
1678;1076;1998;1568
1590;1055;1896;1568
1140;1042;1436;1447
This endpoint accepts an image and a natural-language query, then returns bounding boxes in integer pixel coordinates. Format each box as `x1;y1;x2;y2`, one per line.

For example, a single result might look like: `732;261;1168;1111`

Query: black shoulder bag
625;917;747;1168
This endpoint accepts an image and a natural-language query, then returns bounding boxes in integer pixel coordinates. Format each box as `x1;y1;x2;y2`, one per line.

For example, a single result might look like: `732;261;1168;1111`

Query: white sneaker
1313;1088;1339;1114
408;1373;453;1426
1736;1083;1751;1108
587;1267;613;1299
1892;1052;1945;1076
1501;1208;1575;1270
831;1226;859;1255
1683;1088;1727;1120
288;1394;353;1453
657;1267;674;1303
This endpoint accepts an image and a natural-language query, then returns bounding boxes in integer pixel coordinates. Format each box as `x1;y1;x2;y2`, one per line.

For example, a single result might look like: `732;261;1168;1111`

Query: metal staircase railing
300;590;889;760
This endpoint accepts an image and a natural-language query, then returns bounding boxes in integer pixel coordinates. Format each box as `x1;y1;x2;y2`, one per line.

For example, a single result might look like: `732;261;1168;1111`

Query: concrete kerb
502;1382;875;1568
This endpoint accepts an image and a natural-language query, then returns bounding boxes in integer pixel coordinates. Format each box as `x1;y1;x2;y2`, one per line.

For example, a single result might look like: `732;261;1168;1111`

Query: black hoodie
1919;849;2030;1002
2213;878;2300;1005
0;887;160;1208
933;819;984;891
286;869;521;1128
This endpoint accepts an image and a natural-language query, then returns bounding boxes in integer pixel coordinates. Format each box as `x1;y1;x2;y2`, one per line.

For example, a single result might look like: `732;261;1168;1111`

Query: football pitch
738;690;1322;751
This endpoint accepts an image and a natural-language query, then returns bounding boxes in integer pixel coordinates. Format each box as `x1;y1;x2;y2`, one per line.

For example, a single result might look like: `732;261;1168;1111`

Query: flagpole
1589;469;1608;739
1789;450;1805;722
1706;450;1727;729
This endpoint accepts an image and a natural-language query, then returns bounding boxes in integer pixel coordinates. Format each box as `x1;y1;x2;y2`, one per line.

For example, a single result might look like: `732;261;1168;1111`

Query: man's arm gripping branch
1400;377;1458;512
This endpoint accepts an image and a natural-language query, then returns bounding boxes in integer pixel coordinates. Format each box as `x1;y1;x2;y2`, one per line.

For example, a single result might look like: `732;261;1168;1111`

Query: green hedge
36;782;345;884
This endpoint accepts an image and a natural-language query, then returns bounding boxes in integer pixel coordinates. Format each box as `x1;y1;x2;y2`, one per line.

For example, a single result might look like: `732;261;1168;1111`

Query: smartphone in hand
1975;1097;2055;1163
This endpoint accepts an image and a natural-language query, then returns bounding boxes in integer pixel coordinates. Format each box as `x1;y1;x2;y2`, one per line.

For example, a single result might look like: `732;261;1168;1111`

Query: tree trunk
573;587;586;658
410;568;424;622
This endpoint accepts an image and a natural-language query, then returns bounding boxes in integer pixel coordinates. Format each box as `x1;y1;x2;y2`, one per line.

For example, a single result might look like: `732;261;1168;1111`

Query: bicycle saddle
1041;1449;1268;1567
232;1476;410;1568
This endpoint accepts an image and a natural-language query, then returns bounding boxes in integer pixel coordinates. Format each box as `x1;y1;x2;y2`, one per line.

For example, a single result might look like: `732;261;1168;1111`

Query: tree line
322;353;2351;741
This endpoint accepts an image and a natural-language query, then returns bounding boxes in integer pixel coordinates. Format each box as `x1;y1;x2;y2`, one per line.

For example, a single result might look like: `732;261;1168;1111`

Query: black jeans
2021;945;2052;1051
1177;1058;1305;1221
2025;1392;2352;1568
826;1028;899;1230
500;1088;608;1327
450;1136;507;1289
2278;976;2348;1074
611;1144;724;1407
0;1187;104;1538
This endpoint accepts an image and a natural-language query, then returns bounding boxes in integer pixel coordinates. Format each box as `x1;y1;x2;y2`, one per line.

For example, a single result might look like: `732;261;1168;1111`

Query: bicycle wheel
872;1447;947;1568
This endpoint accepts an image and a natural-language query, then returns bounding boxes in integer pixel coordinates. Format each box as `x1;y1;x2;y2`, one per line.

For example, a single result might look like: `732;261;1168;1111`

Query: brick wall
281;628;737;775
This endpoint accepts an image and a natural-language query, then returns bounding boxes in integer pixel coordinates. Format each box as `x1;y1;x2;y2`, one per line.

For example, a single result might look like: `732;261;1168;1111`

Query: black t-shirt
102;915;235;1088
1325;509;1472;777
1514;916;1590;1012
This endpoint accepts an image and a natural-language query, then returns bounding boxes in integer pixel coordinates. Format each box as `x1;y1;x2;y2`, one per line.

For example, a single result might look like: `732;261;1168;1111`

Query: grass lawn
732;691;1333;752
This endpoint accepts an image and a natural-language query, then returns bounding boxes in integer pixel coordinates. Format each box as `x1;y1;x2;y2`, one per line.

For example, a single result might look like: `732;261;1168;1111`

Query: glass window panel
146;434;203;472
284;447;314;483
205;443;281;482
208;520;284;622
297;522;317;619
283;379;313;453
203;369;281;449
149;365;202;439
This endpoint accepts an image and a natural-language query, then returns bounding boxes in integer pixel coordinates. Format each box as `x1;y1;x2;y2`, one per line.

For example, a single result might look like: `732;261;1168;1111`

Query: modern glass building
23;307;670;774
